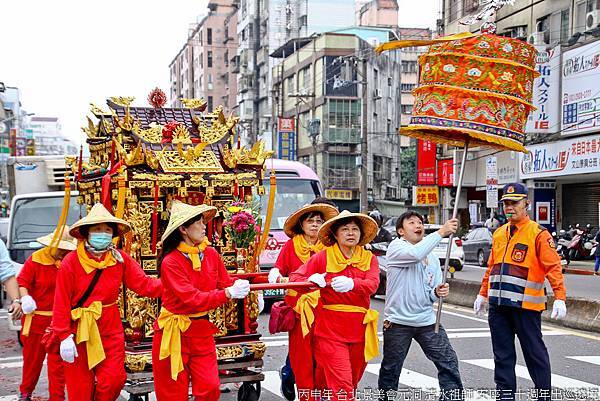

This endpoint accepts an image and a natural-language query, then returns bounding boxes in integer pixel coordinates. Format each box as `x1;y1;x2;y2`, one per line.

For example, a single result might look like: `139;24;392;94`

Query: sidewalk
564;260;597;275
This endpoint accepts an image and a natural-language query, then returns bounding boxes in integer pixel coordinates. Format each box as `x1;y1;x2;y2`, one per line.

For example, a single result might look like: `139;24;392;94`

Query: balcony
324;128;361;144
325;168;360;189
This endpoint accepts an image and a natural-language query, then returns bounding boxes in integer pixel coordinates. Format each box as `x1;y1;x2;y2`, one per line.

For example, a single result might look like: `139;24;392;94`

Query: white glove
331;276;354;293
21;295;37;314
60;334;78;363
551;299;567;320
258;291;265;314
308;273;326;288
268;268;283;284
473;295;486;317
227;279;250;299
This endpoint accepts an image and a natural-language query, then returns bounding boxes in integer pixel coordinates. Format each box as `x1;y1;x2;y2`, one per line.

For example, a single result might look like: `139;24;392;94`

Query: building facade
169;0;239;113
27;117;77;156
236;0;357;145
271;30;404;211
439;0;600;230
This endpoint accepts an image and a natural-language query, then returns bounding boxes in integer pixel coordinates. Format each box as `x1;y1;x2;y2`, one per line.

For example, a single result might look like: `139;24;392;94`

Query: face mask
88;232;113;251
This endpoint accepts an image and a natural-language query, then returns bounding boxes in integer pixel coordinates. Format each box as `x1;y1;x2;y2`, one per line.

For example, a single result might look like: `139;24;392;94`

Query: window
208;96;213;111
401;83;416;92
561;9;570;42
401;61;418;73
208;74;213;90
462;0;478;14
207;28;212;45
207;51;213;68
448;0;459;22
286;76;295;94
401;104;413;114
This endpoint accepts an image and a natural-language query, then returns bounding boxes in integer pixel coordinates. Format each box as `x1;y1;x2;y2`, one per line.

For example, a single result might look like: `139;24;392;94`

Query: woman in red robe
291;210;380;401
152;200;250;401
17;227;77;401
52;204;163;401
268;199;338;400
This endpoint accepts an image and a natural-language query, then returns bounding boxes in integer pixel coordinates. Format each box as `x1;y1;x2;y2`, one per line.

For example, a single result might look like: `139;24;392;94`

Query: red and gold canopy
377;32;538;153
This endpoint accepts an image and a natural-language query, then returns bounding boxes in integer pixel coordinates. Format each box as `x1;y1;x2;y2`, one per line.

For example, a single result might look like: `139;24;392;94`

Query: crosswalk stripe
462;359;600;392
566;356;600;366
365;363;438;390
262;370;283;398
0;396;17;401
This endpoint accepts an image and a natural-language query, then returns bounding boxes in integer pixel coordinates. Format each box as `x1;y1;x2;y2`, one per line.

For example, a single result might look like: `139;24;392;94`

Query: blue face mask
88;232;113;251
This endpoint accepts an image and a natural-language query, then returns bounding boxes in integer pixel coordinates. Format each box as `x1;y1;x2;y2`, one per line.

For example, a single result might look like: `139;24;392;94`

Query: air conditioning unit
528;31;548;45
586;11;600;30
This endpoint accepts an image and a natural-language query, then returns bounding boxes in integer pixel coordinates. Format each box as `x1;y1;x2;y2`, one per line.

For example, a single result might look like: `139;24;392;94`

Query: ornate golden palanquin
67;96;273;371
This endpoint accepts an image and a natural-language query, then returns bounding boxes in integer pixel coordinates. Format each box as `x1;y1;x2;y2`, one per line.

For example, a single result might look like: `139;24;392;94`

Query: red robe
275;239;323;397
290;249;379;401
53;249;162;401
17;255;65;400
152;246;234;401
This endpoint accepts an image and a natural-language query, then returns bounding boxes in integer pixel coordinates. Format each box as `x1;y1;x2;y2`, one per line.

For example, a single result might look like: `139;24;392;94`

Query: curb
563;267;595;276
446;278;600;334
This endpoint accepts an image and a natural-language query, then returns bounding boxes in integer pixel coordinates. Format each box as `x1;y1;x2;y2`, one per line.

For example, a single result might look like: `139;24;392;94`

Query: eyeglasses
306;218;324;225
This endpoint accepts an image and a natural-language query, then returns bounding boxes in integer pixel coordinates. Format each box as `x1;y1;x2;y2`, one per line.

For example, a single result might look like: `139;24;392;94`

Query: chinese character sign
526;46;560;134
413;186;439;206
437;159;453;187
561;41;600;136
278;117;295;133
417;140;436;185
486;156;498;209
520;134;600;178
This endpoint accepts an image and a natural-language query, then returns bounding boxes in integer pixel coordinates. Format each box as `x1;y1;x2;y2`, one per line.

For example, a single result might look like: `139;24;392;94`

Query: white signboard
520;134;600;178
486;156;498;209
561;41;600;136
526;46;561;134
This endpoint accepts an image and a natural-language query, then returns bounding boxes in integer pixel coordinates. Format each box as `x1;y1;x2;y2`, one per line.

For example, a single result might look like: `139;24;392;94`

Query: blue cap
501;183;528;202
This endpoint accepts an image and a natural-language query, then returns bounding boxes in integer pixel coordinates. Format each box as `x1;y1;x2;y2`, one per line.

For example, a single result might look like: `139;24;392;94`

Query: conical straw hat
36;225;78;251
161;200;218;243
69;203;131;240
283;204;339;238
317;210;378;247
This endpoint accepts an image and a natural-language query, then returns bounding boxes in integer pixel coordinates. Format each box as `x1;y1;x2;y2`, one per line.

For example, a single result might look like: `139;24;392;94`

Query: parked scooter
568;224;595;260
553;231;570;268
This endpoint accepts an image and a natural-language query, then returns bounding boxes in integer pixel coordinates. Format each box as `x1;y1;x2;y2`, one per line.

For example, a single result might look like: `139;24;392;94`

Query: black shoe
280;365;296;401
18;394;31;401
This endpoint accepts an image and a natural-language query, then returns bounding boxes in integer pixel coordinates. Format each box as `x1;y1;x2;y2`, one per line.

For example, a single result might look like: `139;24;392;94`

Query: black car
462;227;493;266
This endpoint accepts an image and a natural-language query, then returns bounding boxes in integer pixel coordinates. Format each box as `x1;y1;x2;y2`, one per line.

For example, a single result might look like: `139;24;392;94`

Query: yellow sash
292;235;325;263
71;301;116;369
177;239;210;271
293;291;320;337
326;243;372;273
22;310;53;337
322;304;379;362
76;242;117;274
157;307;208;380
32;247;61;268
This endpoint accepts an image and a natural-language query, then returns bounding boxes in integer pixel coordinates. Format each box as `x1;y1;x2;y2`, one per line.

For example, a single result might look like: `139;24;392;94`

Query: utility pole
360;56;369;214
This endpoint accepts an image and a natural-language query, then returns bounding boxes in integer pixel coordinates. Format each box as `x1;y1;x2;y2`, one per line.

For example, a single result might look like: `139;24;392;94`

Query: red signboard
437;159;454;187
417;140;436;185
278;117;295;133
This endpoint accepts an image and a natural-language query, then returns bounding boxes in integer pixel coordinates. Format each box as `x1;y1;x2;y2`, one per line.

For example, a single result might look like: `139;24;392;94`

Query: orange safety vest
488;220;548;311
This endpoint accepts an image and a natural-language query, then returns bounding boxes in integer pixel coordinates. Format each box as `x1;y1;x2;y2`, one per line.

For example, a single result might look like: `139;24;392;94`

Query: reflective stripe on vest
488;220;548;311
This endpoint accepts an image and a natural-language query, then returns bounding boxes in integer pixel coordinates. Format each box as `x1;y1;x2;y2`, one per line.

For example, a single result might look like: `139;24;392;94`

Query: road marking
462;359;600;392
0;355;22;362
566;356;600;366
262;370;283;398
0;396;18;401
365;363;438;390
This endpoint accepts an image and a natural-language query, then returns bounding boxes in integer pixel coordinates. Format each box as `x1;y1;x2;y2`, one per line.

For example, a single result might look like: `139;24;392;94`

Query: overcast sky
1;0;439;146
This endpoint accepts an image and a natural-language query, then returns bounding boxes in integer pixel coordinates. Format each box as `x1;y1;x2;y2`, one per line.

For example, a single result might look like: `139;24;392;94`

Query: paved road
454;263;600;300
1;297;599;401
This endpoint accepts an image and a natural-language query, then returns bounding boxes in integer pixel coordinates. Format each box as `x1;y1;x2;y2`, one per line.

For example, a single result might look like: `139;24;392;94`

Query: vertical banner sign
526;46;560;133
9;128;17;157
277;117;296;160
417;139;436;185
561;41;600;136
486;156;498;209
437;159;454;187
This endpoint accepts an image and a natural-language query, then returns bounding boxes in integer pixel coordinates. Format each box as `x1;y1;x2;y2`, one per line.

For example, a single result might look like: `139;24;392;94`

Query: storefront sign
520;134;600;178
277;131;296;160
486;156;498;209
325;189;353;200
561;41;600;136
526;46;560;133
417;140;436;185
413;186;439;206
278;117;295;132
437;159;453;187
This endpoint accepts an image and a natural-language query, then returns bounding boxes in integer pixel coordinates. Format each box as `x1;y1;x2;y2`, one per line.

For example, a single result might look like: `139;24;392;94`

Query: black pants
488;304;551;401
378;322;463;401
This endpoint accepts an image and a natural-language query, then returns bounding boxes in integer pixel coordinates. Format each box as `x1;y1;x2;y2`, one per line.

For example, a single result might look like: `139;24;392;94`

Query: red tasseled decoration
151;181;159;253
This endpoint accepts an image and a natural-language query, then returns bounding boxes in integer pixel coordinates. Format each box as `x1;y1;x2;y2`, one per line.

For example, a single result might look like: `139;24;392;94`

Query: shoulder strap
72;269;103;310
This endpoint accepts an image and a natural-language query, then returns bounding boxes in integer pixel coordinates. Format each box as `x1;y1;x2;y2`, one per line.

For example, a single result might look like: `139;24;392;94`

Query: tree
400;144;416;203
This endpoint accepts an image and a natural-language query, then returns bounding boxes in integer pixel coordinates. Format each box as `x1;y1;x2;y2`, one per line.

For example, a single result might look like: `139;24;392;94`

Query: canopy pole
435;140;470;333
